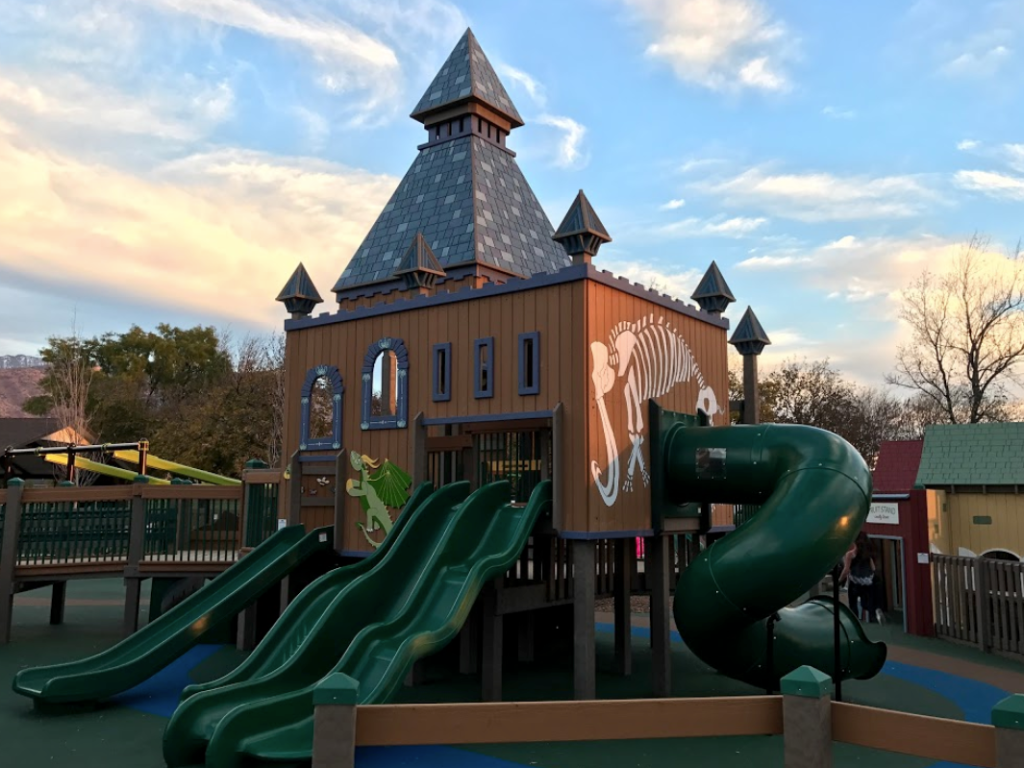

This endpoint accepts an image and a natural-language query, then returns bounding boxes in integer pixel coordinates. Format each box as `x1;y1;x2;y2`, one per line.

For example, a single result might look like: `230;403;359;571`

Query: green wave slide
177;479;436;703
655;408;888;691
12;523;335;707
163;479;551;768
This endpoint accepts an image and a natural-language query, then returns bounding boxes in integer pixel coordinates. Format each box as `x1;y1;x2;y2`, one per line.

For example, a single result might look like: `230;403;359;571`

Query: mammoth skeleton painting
590;314;723;508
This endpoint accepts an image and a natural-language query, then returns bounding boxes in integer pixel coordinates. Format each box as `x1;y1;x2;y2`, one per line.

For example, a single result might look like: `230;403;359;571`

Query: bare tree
888;234;1024;423
44;318;96;485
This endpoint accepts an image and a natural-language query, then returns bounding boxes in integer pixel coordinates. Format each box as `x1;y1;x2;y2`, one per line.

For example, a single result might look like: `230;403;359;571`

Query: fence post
242;459;270;550
976;558;992;653
781;665;833;768
312;673;359;768
122;475;149;638
0;479;25;644
993;694;1024;768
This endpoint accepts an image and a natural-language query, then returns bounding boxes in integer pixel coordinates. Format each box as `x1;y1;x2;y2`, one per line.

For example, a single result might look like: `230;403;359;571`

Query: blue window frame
432;342;451;402
300;365;343;450
474;337;494;399
518;331;540;396
360;337;409;430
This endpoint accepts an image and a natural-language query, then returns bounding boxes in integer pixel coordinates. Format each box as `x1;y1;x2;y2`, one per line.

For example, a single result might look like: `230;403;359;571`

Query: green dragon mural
345;450;412;548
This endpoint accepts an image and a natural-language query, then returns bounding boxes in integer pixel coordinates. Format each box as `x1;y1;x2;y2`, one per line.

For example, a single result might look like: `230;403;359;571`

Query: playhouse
5;29;893;768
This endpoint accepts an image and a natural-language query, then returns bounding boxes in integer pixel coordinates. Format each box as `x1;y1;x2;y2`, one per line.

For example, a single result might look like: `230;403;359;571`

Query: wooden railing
310;666;1023;768
0;463;284;643
932;554;1024;658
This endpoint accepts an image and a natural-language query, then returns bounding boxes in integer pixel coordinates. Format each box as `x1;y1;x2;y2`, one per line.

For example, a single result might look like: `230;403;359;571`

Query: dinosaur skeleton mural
590;314;723;507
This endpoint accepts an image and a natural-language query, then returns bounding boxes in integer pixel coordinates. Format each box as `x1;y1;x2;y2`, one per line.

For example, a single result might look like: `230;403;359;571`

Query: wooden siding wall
582;282;729;535
283;281;586;552
944;492;1024;559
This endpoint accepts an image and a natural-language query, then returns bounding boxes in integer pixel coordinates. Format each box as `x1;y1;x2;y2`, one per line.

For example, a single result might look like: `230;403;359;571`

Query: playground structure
12;26;998;768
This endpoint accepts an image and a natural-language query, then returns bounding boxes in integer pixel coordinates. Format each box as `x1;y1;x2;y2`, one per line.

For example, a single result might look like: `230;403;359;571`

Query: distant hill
0;355;43;369
0;367;45;418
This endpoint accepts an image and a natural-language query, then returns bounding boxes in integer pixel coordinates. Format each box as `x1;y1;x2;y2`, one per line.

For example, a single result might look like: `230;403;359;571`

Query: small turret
276;263;323;319
393;232;447;293
691;261;736;316
553;190;611;266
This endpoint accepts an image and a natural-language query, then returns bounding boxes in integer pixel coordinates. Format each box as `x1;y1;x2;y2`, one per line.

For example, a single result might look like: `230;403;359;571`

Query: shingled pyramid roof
332;30;569;298
410;28;523;127
728;306;771;356
394;232;445;277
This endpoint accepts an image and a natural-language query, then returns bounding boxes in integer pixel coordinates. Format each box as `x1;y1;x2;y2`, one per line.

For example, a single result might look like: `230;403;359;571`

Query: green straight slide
12;524;334;706
163;479;551;768
655;412;887;690
177;480;436;702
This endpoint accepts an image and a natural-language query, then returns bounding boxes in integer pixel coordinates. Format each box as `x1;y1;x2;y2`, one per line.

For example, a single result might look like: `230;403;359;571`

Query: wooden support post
0;478;25;644
614;538;633;676
481;580;503;702
572;539;596;700
288;450;302;527
517;610;535;663
236;602;258;651
403;660;426;688
993;694;1024;768
459;601;481;674
647;534;671;697
122;477;148;638
49;581;67;626
781;666;833;768
312;674;359;768
551;403;563;531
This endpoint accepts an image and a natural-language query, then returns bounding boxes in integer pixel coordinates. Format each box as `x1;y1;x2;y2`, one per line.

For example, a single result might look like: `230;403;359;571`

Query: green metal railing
142;493;241;563
243;479;280;548
477;430;551;503
733;504;761;529
17;499;132;564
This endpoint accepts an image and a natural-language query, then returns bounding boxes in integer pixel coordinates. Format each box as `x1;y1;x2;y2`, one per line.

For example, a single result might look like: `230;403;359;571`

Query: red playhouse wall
866;439;933;637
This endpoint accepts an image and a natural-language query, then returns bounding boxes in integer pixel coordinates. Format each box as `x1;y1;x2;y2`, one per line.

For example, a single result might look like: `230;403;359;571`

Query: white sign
868;503;900;525
917;552;930;564
278;519;287;531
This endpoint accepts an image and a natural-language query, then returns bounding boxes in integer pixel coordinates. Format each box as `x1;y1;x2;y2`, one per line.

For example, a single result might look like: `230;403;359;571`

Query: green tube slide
177;480;436;702
657;414;887;690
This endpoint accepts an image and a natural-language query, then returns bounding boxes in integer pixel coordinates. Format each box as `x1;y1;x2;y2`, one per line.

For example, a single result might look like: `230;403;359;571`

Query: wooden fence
932;554;1024;658
311;666;1023;768
0;465;284;643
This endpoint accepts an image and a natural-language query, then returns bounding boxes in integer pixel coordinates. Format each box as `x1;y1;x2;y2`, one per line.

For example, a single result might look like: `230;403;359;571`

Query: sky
0;0;1022;387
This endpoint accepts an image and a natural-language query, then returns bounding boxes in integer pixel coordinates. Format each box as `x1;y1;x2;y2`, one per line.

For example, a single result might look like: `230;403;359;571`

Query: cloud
599;260;703;301
954;169;1024;200
622;0;795;93
659;198;686;210
941;43;1011;78
822;106;855;120
1005;143;1024;173
658;216;767;238
292;105;330;151
737;254;811;269
496;64;546;106
957;139;980;151
0;70;233;143
0;125;398;327
536;114;589;170
694;165;940;221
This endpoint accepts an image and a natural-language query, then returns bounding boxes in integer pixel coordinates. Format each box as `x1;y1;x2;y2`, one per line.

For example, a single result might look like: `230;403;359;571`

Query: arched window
361;338;408;430
300;365;343;450
981;549;1021;562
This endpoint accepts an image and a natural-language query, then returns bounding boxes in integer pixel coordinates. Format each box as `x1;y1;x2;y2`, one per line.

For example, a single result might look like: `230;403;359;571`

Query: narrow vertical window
474;337;494;399
432;342;451;402
518;332;540;396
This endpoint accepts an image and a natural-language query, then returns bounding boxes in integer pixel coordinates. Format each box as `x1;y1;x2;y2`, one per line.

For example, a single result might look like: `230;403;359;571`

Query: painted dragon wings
367;460;412;509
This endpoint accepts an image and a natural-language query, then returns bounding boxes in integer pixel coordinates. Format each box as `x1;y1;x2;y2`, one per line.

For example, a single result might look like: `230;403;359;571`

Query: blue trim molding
285;263;730;333
421;410;553;426
518;331;540;396
432;342;452;402
300;365;343;451
361;337;409;430
474;337;494;399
